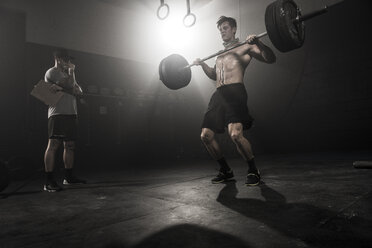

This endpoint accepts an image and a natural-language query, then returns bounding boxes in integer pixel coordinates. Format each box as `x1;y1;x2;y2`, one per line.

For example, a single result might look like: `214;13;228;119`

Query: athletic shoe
211;170;234;184
245;170;260;186
63;176;86;185
44;180;62;192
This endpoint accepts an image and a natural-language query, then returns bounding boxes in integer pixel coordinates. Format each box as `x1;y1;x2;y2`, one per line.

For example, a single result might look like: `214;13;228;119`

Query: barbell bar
184;31;268;69
159;0;343;90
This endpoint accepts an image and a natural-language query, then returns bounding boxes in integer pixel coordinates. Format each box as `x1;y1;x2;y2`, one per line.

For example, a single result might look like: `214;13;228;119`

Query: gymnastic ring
157;3;170;20
183;13;196;27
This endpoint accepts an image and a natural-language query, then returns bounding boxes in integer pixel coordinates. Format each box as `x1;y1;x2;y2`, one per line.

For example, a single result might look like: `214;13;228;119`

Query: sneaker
44;180;62;192
211;170;234;184
245;170;260;186
63;176;86;185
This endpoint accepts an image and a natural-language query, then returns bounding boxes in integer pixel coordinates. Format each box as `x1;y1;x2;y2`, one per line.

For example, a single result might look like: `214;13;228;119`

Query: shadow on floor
97;223;250;248
217;181;371;248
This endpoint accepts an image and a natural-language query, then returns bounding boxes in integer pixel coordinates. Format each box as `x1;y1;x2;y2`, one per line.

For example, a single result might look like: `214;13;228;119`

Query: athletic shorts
201;83;254;133
48;114;78;141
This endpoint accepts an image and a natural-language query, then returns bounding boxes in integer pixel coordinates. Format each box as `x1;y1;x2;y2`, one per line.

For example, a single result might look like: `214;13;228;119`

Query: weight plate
159;54;192;90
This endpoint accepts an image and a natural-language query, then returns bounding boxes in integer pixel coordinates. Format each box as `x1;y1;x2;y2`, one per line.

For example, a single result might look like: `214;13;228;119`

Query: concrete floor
1;152;371;248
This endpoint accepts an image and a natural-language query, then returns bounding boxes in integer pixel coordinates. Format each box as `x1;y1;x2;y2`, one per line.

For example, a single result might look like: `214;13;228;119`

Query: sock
65;168;73;179
247;158;258;173
45;171;54;183
217;157;231;173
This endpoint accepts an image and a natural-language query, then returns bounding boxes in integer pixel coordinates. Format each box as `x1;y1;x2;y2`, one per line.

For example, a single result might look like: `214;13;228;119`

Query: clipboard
30;80;64;106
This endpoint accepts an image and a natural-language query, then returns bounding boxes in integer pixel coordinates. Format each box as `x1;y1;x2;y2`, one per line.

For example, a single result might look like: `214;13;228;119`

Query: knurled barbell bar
159;0;343;90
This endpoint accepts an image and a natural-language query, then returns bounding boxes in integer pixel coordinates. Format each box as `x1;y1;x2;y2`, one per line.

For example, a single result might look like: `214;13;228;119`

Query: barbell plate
265;1;288;52
265;0;305;52
277;0;305;51
159;54;192;90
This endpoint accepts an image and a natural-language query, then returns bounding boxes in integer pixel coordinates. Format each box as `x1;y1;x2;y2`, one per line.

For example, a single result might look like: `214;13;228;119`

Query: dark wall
0;8;26;160
287;0;372;152
243;0;372;154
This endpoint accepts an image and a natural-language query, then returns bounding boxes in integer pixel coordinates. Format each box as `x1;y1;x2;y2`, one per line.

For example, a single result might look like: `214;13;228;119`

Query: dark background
0;0;371;171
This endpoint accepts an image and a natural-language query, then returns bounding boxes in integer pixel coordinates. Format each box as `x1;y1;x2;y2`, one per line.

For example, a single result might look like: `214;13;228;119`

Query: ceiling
98;0;214;11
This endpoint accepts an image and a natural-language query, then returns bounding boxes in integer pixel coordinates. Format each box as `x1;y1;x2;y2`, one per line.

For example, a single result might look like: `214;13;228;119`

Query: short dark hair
53;48;74;61
217;16;237;29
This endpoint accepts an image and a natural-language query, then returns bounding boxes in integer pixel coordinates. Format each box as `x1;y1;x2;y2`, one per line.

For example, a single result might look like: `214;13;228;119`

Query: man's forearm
201;62;217;80
73;82;83;95
257;41;276;63
56;74;74;89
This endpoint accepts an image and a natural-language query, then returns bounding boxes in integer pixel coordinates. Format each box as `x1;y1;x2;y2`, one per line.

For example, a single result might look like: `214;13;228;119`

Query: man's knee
201;129;214;144
228;123;244;144
229;129;245;144
64;141;75;151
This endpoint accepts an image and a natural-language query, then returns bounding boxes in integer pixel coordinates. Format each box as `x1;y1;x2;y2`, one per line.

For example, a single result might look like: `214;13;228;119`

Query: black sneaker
44;180;62;192
211;170;234;184
245;170;260;186
63;176;86;185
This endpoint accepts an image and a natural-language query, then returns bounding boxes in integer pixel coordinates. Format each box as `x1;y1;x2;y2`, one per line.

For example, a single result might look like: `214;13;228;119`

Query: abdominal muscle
215;51;251;88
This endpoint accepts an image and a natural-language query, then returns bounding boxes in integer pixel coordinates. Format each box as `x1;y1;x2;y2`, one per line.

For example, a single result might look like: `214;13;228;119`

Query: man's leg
63;140;75;169
200;128;223;160
228;123;260;186
201;128;234;183
228;123;254;161
44;139;62;192
63;141;86;185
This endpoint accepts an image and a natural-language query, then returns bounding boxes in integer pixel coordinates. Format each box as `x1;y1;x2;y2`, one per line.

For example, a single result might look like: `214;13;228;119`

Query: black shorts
48;115;78;141
201;83;254;133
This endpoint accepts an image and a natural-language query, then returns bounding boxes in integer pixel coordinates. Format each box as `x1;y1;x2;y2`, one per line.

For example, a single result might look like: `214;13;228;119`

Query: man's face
58;58;71;69
218;21;236;42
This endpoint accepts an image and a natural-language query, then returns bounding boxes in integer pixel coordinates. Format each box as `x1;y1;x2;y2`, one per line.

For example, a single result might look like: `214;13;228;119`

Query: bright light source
155;16;194;52
133;1;221;66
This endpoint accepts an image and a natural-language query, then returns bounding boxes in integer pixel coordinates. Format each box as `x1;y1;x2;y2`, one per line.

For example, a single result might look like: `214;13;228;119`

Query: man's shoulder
45;67;65;82
45;67;59;75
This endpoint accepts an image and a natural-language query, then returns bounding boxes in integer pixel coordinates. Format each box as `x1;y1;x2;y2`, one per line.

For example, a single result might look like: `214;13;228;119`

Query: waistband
217;82;245;91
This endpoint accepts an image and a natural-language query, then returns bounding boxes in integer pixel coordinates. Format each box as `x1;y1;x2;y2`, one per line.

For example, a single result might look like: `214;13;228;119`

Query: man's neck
54;62;61;70
223;38;239;48
54;63;66;73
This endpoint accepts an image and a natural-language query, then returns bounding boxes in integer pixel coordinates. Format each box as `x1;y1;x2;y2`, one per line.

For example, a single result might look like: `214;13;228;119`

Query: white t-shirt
44;67;77;118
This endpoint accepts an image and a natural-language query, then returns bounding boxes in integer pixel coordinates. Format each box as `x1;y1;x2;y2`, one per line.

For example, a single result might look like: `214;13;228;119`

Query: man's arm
70;69;83;96
246;35;276;64
72;82;83;95
56;71;75;90
193;59;217;80
58;64;83;96
45;69;68;93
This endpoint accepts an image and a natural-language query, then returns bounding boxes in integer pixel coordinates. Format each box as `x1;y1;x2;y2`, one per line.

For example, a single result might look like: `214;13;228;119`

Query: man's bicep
45;70;60;84
44;72;54;84
248;45;265;62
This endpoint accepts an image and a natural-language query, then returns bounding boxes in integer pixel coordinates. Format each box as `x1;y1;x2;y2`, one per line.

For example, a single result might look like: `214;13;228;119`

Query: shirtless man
194;16;276;186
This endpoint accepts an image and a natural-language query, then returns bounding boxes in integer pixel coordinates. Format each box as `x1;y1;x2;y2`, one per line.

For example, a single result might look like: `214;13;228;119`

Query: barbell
159;0;342;90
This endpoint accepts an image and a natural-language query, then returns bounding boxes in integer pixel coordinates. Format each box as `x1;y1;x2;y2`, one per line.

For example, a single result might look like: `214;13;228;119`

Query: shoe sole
245;181;260;186
63;180;86;185
246;172;260;186
43;186;61;192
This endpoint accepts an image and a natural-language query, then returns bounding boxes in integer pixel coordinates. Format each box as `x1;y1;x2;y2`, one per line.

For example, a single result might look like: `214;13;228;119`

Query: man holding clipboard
41;48;86;192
